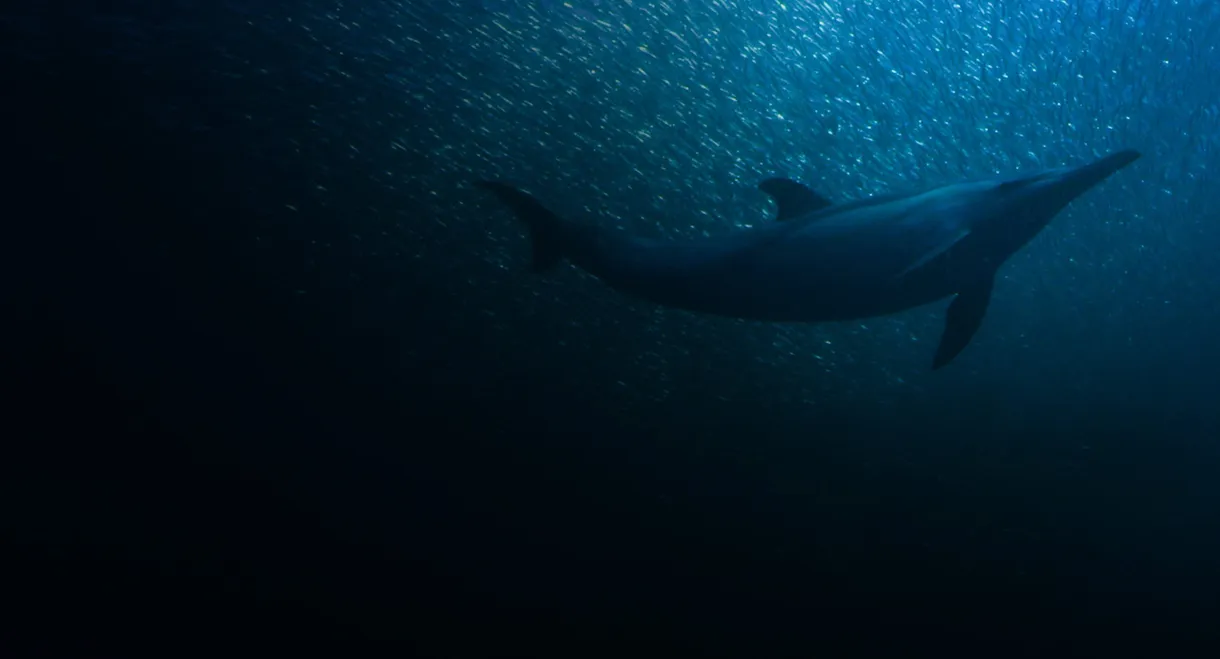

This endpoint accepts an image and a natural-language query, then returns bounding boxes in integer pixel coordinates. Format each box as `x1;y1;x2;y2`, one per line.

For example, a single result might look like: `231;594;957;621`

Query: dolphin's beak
1052;149;1141;202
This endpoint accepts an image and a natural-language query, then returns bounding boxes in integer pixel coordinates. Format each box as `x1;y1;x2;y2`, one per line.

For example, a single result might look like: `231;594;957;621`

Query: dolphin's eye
996;177;1039;194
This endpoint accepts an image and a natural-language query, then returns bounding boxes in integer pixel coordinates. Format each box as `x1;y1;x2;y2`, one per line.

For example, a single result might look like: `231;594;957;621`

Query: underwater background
5;0;1220;654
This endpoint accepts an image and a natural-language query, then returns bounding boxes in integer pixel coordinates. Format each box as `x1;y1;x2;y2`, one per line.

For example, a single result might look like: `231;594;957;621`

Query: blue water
9;0;1220;652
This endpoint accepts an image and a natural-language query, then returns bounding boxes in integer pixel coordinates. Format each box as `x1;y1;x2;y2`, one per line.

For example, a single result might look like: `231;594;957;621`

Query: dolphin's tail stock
475;181;567;273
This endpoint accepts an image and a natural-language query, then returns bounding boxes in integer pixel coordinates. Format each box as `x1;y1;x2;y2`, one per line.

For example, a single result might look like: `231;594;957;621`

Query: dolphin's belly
587;222;966;322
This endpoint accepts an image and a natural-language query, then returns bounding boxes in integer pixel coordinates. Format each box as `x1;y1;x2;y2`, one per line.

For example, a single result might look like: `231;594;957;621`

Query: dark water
5;0;1220;654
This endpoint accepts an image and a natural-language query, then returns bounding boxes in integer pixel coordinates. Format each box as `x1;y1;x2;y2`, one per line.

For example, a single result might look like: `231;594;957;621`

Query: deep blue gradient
5;0;1220;654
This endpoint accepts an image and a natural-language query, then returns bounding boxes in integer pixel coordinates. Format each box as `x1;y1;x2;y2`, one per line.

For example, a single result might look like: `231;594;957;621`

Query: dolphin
475;149;1140;369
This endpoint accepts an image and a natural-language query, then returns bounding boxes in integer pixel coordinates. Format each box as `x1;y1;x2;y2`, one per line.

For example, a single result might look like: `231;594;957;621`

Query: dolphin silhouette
476;149;1140;369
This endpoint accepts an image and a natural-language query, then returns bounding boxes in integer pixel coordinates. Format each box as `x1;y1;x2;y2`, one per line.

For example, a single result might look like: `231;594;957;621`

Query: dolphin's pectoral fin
932;274;995;370
758;178;834;221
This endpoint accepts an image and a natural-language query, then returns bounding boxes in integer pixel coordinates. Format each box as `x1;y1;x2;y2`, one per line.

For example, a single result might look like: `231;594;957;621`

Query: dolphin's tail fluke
475;181;565;272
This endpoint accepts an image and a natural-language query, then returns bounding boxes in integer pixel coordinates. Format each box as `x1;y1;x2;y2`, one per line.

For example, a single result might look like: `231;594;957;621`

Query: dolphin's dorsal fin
758;178;834;221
